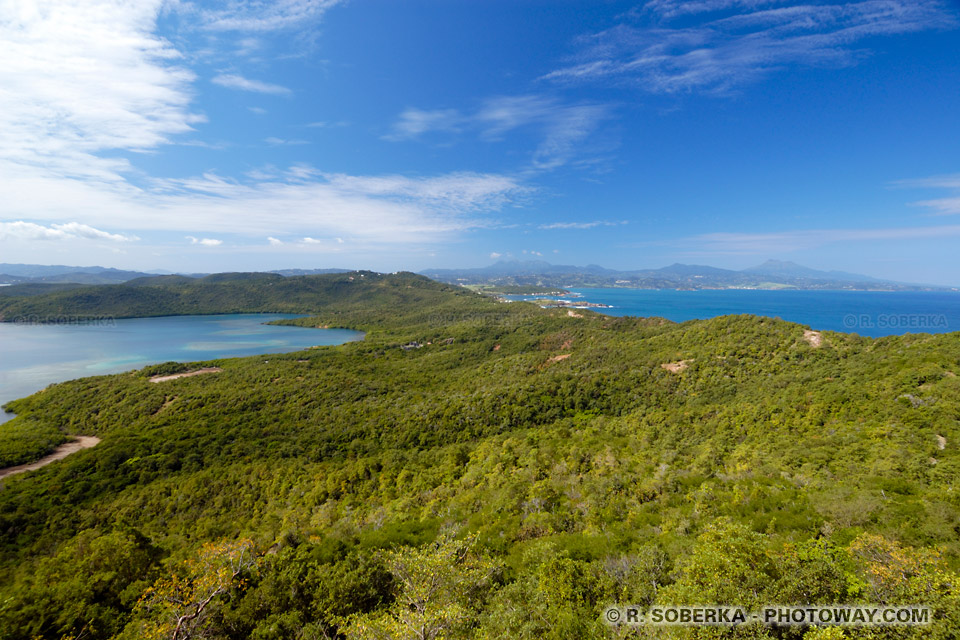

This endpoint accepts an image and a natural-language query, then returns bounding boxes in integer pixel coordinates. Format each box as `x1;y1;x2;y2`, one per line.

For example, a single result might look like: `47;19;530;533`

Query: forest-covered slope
0;273;957;639
0;271;455;319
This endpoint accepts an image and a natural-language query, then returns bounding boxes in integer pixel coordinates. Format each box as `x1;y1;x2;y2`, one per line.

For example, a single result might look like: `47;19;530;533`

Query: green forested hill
0;273;958;639
0;271;460;320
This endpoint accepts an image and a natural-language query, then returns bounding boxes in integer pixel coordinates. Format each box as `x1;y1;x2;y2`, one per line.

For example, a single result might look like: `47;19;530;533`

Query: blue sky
1;0;959;284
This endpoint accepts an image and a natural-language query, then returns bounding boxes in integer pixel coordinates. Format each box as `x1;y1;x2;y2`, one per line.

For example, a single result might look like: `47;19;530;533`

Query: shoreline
0;315;364;426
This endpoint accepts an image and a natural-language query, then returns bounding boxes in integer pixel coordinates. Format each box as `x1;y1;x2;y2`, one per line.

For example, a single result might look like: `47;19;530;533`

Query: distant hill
422;259;944;291
3;260;945;292
270;268;353;276
0;263;123;278
0;264;154;285
0;282;86;297
122;274;197;287
0;264;356;286
742;259;882;283
0;270;465;322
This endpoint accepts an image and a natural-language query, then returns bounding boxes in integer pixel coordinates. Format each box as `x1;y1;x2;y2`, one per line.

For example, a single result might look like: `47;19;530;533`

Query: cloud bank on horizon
0;0;958;283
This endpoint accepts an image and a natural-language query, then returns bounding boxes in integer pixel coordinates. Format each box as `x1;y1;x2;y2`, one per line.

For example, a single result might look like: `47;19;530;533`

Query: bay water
0;314;363;424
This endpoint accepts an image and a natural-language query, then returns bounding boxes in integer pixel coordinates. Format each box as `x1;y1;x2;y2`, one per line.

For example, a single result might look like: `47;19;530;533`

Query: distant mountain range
422;259;950;291
0;264;352;287
1;260;950;292
0;264;156;286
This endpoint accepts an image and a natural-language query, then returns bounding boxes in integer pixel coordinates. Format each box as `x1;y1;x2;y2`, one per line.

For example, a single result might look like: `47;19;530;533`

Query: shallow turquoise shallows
0;314;363;424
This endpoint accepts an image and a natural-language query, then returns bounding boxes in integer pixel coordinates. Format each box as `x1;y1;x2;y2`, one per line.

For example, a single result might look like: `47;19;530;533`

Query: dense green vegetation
0;271;440;319
0;272;958;639
0;416;68;467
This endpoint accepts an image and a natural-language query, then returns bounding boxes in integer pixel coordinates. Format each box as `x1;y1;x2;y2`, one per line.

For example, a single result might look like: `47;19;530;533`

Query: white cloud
898;174;960;190
267;236;284;246
0;0;199;182
490;252;502;259
198;0;343;32
545;0;956;94
0;3;528;253
1;168;524;245
641;0;793;20
913;198;960;216
384;108;462;141
187;236;223;246
249;106;268;115
385;95;611;171
265;137;309;146
318;171;526;214
897;173;960;216
302;237;322;244
212;73;292;95
539;220;625;230
681;224;960;255
0;221;137;242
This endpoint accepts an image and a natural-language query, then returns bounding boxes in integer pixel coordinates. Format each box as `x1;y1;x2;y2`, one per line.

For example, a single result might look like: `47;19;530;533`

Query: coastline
0;314;363;427
503;288;960;338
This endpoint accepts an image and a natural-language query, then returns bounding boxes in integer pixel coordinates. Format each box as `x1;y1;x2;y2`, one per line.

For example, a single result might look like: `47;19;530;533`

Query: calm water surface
511;289;960;337
0;314;363;424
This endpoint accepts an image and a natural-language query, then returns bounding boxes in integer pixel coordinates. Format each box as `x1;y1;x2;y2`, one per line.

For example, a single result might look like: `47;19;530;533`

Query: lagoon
0;314;363;424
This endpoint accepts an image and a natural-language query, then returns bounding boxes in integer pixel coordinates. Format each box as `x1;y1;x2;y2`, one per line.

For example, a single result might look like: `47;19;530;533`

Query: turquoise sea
0;314;363;424
514;288;960;338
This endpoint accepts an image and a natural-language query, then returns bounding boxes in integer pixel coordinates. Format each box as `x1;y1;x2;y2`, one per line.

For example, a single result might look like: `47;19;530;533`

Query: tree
125;538;259;640
343;534;497;640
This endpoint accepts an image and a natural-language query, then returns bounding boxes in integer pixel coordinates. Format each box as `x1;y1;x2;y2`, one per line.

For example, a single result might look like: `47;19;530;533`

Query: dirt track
0;436;101;480
149;367;222;383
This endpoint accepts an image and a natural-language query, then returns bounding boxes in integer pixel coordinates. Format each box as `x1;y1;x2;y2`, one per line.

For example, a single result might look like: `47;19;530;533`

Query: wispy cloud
641;0;793;20
0;0;199;183
680;224;960;255
385;95;612;171
539;220;626;230
187;236;224;246
196;0;343;32
3;167;528;246
544;0;955;94
896;173;960;215
213;73;292;95
0;221;138;243
0;2;527;253
385;108;462;141
265;137;309;145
